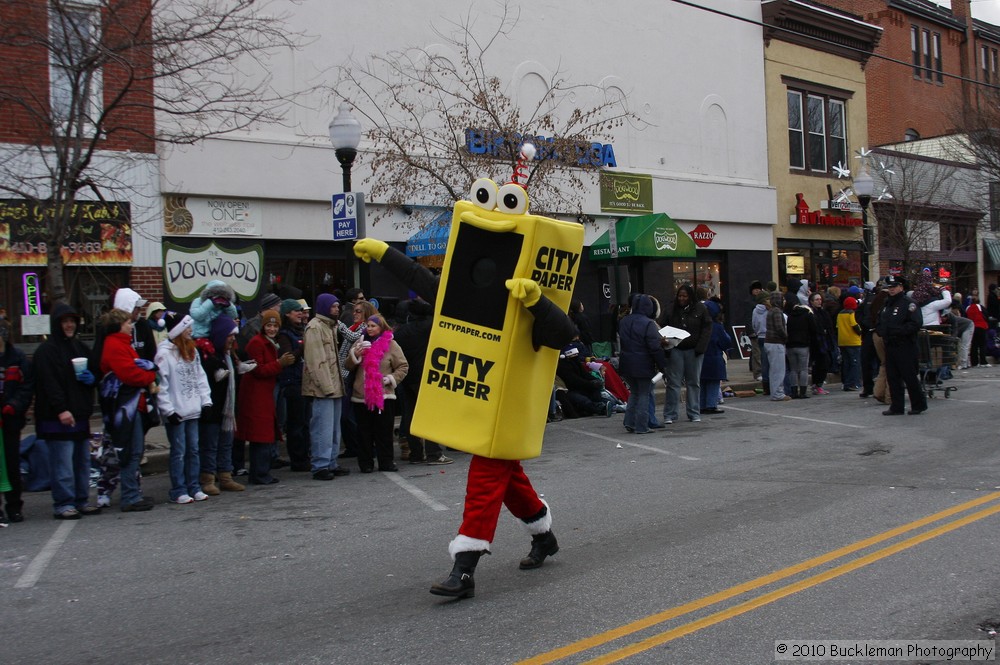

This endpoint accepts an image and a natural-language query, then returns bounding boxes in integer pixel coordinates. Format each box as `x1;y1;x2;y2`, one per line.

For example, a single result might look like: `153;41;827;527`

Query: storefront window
673;261;722;299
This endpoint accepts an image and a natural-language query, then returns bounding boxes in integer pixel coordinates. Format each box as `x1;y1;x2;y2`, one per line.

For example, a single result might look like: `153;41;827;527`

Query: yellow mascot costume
354;143;584;599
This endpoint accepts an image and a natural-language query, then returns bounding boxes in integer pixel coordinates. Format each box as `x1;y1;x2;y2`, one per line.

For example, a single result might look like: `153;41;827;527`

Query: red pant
459;455;545;543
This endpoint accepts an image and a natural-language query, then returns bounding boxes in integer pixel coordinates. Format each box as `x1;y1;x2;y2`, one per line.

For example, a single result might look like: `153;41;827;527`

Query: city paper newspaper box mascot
354;144;583;599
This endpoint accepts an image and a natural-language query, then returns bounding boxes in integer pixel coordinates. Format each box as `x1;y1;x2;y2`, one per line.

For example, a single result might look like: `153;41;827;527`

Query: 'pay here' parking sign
332;192;366;241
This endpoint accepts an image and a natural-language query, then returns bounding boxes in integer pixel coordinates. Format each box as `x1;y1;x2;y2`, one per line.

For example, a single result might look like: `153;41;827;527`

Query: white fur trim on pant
518;499;552;535
448;534;491;560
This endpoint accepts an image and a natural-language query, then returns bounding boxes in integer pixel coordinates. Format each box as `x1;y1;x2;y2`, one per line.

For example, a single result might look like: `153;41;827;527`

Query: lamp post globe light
329;103;363;291
853;169;875;283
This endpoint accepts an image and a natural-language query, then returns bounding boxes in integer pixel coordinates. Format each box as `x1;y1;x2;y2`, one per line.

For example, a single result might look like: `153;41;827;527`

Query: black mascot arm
379;247;439;305
528;295;576;350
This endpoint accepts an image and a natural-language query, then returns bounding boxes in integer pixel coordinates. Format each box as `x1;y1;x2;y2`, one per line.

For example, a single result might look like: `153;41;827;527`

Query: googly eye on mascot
189;280;238;357
354;143;584;600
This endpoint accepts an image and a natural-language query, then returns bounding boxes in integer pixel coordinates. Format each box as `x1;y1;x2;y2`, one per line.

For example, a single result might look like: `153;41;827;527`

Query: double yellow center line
520;491;1000;665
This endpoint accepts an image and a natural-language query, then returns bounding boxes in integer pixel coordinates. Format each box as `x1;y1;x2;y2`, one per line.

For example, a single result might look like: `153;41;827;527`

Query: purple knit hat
209;315;238;354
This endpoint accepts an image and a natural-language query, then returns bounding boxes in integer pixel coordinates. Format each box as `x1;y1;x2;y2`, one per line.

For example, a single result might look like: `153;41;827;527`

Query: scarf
362;330;393;412
222;353;236;434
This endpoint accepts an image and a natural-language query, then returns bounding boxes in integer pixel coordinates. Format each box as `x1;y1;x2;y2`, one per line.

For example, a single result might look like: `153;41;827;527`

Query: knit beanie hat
843;297;858;310
165;313;194;340
755;291;770;305
209;315;238;354
766;281;777;292
280;298;303;316
314;293;339;317
260;293;282;311
260;310;281;329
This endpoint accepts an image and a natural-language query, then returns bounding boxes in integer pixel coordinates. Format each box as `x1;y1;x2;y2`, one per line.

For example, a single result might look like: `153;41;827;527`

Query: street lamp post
329;103;362;292
853;169;874;283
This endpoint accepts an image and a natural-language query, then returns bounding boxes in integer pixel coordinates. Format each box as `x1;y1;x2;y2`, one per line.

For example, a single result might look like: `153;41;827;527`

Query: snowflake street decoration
833;188;853;204
833;161;851;178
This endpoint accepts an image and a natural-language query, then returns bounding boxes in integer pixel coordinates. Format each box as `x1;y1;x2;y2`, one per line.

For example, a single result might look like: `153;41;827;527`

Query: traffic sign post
332;192;366;241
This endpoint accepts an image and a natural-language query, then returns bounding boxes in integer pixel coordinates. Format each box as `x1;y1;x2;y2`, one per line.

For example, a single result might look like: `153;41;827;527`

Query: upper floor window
49;2;103;131
787;89;846;174
982;45;999;83
912;26;943;83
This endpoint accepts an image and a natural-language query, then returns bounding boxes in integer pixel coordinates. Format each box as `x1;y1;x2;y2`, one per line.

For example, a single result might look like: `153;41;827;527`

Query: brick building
0;0;161;341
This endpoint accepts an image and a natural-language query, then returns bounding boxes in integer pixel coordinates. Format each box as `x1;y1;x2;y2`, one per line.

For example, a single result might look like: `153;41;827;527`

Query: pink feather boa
362;331;393;412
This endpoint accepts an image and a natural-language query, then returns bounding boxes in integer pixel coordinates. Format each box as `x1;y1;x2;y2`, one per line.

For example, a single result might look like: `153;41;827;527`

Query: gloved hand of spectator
167;413;182;426
77;369;95;386
237;360;257;375
382;375;393;386
214;368;231;382
2;405;14;417
134;358;157;371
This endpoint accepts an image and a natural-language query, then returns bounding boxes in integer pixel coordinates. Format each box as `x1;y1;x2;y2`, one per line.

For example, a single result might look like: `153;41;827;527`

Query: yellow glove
505;278;542;307
354;238;388;263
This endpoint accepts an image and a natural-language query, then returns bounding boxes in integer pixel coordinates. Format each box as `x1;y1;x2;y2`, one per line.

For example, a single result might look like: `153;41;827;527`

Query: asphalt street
3;367;1000;665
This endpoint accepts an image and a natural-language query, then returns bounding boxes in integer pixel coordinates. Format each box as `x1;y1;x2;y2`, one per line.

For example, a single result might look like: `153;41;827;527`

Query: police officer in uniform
876;275;928;415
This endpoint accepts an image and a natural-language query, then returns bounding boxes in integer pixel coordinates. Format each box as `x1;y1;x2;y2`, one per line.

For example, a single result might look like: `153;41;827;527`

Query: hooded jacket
786;304;817;349
617;294;668;379
154;338;212;421
34;303;91;440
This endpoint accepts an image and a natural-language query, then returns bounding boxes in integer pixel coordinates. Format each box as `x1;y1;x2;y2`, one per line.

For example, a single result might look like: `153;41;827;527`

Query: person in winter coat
34;304;97;520
618;294;668;434
764;292;791;401
302;293;350;480
808;292;836;395
751;289;771;394
98;308;159;511
0;321;33;525
144;301;169;345
699;300;732;414
966;296;990;367
837;297;862;391
662;284;713;423
346;312;409;473
198;316;247;494
785;301;817;399
554;346;613;418
155;314;212;504
394;299;452;465
237;310;294;485
276;299;311;472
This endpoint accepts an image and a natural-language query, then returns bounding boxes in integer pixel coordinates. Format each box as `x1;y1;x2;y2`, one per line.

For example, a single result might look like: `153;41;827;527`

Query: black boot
430;551;484;599
519;531;559;570
800;386;810;398
761;381;770;396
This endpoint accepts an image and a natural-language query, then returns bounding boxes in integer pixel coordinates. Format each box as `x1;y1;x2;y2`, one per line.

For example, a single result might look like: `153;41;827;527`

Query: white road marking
14;520;77;589
384;472;449;511
559;426;700;461
722;404;866;428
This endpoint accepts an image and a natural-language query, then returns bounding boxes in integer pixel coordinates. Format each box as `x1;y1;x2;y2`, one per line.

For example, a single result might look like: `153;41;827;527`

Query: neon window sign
23;272;40;315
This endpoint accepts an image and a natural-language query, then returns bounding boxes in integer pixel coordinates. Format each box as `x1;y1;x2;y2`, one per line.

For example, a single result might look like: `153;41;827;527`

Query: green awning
985;238;1000;271
589;213;697;261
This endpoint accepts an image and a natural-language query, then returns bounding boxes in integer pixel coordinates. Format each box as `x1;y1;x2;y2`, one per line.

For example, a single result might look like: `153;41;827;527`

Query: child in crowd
155;314;212;504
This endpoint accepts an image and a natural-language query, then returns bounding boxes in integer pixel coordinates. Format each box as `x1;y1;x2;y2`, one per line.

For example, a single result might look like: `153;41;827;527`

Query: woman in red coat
236;311;294;484
966;296;991;367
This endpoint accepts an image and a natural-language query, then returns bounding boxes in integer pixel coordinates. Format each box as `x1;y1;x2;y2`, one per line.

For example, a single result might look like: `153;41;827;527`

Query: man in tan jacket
301;293;349;480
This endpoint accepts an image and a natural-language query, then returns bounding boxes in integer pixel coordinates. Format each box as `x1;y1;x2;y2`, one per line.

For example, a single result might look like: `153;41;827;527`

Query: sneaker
170;494;195;504
233;467;249;477
193;491;209;501
78;505;102;516
121;498;154;512
332;467;350;477
690;417;702;423
97;495;111;508
54;508;81;520
813;386;830;395
427;455;454;465
312;469;335;481
0;515;8;527
604;401;614;418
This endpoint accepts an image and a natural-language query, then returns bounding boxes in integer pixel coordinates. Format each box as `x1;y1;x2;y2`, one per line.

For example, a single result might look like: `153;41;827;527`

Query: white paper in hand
658;325;690;341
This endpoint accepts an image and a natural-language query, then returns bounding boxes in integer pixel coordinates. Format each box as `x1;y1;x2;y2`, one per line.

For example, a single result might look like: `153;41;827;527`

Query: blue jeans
840;346;861;388
48;438;91;514
664;348;704;422
120;418;146;507
199;421;234;475
700;380;721;409
309;397;343;472
623;375;652;433
166;419;201;500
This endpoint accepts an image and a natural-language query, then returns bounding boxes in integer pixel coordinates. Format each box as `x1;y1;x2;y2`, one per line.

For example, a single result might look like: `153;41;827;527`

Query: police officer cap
883;275;908;289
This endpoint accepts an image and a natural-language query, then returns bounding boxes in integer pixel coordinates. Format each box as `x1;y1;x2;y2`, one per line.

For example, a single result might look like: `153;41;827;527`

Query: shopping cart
917;328;958;398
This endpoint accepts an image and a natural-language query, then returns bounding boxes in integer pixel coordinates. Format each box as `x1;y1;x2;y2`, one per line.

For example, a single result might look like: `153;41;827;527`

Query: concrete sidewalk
131;353;766;476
